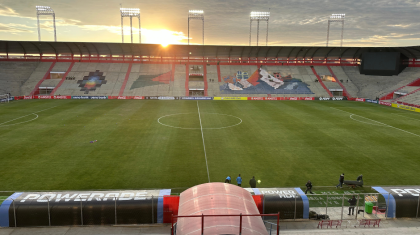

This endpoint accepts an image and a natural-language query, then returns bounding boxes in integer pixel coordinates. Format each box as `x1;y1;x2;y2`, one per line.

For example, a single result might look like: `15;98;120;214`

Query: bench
317;220;342;229
357;219;381;227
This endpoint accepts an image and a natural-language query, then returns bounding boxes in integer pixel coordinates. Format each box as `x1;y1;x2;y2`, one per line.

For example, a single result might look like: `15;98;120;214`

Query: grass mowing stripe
331;107;420;138
0;106;56;126
197;101;210;183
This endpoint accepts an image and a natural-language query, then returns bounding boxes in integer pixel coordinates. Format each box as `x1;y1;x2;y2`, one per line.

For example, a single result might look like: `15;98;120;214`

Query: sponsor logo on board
355;98;365;102
319;97;331;101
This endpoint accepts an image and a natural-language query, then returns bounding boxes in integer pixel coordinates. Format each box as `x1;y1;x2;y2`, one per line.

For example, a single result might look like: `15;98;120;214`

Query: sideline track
197;101;211;183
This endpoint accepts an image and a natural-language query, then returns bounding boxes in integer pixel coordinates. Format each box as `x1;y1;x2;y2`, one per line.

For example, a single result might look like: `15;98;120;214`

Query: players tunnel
0;190;172;227
175;183;268;235
373;186;420;218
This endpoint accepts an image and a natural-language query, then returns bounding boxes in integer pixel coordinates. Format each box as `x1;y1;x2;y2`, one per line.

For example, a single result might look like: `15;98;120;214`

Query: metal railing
171;213;280;235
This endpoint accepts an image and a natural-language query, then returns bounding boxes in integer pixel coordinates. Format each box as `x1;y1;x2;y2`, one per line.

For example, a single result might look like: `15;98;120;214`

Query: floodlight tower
249;11;270;46
120;8;141;43
36;6;57;42
326;14;345;47
188;10;204;45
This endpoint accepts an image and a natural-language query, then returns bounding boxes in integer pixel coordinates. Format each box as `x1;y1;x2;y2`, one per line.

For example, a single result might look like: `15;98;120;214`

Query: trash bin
365;202;374;214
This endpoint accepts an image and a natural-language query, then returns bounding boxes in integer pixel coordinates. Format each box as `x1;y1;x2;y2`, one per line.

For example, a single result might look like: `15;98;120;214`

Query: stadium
1;2;420;235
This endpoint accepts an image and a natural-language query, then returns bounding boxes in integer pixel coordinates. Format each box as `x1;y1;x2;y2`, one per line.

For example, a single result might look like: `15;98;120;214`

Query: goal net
0;94;10;103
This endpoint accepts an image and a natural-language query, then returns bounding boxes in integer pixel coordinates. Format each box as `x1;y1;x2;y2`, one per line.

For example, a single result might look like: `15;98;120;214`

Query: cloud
0;23;33;33
0;5;18;16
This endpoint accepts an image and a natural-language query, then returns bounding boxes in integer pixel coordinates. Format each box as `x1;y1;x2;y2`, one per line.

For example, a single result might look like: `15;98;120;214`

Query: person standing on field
236;174;242;187
348;195;357;215
305;180;314;194
336;173;345;188
249;176;257;188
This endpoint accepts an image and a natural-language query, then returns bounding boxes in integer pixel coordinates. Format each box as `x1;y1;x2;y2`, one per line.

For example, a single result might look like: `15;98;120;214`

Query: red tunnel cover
176;182;268;235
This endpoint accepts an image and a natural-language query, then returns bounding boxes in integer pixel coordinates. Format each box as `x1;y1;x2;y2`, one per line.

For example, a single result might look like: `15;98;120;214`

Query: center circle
157;113;242;129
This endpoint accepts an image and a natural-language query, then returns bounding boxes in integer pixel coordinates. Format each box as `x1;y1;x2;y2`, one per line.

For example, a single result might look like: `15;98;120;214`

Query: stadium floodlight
120;8;141;43
249;11;270;46
36;6;56;42
326;13;345;47
188;10;204;45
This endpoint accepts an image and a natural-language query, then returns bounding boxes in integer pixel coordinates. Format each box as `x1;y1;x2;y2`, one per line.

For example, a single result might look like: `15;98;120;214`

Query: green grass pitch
0;100;419;193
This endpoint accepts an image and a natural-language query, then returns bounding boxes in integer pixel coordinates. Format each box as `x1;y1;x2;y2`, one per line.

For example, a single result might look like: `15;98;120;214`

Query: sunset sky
0;0;419;47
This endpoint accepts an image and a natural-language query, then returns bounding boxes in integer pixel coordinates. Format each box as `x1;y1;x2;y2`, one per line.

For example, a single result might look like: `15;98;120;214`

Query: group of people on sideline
225;174;257;188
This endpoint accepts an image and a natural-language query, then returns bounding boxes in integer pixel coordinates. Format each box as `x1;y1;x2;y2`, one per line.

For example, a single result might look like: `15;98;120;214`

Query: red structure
174;182;274;235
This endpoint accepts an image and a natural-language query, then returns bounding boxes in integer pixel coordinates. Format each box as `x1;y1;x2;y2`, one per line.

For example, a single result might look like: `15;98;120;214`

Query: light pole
36;6;57;42
120;8;141;43
249;11;270;46
188;10;204;45
326;14;345;47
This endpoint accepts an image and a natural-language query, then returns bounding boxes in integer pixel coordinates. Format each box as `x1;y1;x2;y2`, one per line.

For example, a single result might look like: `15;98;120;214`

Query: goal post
0;94;10;103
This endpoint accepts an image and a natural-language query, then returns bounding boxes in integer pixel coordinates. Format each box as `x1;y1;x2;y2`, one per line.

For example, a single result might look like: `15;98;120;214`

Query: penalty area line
0;106;57;126
197;101;211;183
330;107;420;138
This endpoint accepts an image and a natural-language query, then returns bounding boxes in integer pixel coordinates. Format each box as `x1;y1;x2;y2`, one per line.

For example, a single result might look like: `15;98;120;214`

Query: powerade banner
0;190;170;227
365;99;379;104
392;103;420;113
181;97;213;100
244;188;308;219
372;186;420;218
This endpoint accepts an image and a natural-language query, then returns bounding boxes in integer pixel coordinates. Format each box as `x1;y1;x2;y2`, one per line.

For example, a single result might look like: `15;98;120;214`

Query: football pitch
1;100;420;192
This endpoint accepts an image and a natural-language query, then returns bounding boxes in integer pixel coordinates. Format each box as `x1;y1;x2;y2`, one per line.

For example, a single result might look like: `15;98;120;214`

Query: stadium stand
52;63;128;96
19;62;53;95
339;66;420;99
0;61;38;96
329;66;359;97
206;65;220;97
2;59;420;99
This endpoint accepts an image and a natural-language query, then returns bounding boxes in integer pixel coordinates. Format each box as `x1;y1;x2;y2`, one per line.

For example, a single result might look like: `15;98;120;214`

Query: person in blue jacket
225;176;231;183
236;174;242;186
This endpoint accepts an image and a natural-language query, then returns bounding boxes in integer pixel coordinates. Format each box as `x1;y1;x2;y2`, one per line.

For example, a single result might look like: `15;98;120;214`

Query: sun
161;43;169;47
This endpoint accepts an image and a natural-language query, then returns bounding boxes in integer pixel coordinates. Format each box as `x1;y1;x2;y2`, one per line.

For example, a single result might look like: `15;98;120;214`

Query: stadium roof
1;40;420;59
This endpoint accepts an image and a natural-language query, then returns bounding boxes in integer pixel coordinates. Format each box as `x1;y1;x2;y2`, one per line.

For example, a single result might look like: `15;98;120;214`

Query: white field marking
350;114;387;127
0;106;57;127
157;113;242;130
331;107;420;138
0;114;38;127
393;113;420;121
197;101;210;183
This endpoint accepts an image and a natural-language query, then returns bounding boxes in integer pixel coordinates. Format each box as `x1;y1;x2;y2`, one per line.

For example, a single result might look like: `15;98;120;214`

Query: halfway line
197;101;210;183
330;107;420;138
